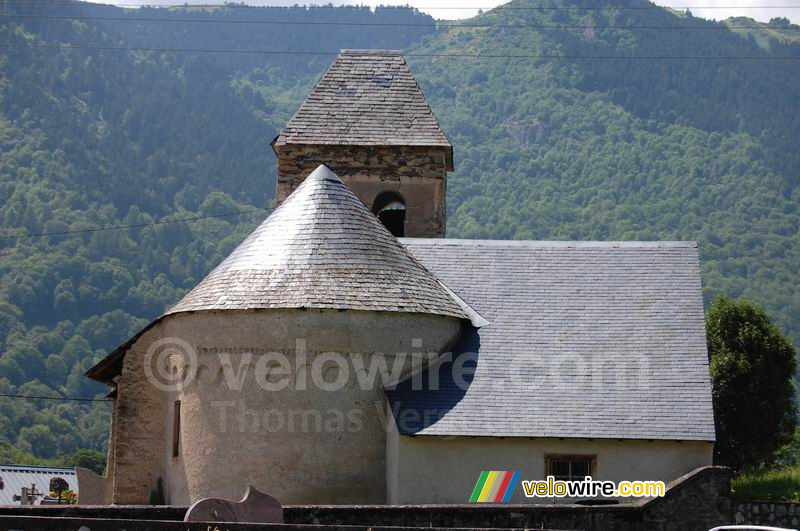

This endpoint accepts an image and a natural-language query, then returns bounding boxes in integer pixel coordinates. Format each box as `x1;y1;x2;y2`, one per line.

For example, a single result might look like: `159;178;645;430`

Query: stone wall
640;465;732;529
0;466;734;531
735;501;800;528
0;515;552;531
273;144;450;238
110;324;168;504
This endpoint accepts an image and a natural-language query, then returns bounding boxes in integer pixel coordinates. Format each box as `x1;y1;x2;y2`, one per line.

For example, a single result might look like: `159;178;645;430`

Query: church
86;49;715;505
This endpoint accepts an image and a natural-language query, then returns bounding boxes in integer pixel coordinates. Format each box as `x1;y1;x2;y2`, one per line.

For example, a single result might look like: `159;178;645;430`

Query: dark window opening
372;192;406;237
546;455;596;481
173;400;181;457
378;208;405;237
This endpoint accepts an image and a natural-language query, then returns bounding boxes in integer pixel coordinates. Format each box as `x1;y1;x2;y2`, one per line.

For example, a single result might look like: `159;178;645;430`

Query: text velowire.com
521;477;666;498
471;472;665;502
145;337;653;394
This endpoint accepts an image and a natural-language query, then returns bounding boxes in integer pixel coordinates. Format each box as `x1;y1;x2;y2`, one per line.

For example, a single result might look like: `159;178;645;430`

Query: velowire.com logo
469;471;521;502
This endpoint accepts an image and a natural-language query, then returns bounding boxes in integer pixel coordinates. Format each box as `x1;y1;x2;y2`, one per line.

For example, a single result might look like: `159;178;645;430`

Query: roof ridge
400;238;698;248
339;49;403;55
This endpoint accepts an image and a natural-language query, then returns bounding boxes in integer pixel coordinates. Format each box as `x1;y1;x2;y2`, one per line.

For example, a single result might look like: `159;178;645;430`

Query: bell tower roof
272;49;452;169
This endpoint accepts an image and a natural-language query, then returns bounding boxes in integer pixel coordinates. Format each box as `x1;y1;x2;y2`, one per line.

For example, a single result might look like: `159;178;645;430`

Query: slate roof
272;50;451;151
166;165;466;318
0;465;77;505
387;239;716;442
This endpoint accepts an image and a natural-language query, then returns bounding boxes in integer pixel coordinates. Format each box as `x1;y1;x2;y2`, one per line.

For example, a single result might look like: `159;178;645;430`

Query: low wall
0;467;733;531
0;516;553;531
735;501;800;528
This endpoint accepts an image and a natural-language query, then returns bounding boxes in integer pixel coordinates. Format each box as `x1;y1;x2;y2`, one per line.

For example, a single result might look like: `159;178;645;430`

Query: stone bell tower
271;49;453;238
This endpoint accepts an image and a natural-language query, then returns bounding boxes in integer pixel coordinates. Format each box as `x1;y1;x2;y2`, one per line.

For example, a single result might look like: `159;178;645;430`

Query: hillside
726;16;800;48
0;0;799;460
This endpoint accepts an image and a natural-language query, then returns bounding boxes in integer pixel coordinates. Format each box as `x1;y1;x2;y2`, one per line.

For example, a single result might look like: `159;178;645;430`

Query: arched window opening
372;192;406;237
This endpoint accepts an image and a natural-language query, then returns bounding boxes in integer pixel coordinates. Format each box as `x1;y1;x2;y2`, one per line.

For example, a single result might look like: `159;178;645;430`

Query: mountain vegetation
0;0;798;461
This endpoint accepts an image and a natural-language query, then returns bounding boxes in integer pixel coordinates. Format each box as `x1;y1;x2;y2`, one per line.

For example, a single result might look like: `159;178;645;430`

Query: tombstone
184;486;283;523
75;467;109;505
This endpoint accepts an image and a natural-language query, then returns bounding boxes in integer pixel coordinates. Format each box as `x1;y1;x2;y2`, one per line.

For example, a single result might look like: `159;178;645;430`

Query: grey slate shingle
387;239;716;442
273;50;451;147
167;165;466;318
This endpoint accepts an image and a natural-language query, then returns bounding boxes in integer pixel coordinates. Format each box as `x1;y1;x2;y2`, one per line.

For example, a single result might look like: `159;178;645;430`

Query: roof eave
85;304;468;386
84;349;123;386
84;318;162;385
445;145;454;171
272;139;452;151
396;431;717;443
272;139;453;172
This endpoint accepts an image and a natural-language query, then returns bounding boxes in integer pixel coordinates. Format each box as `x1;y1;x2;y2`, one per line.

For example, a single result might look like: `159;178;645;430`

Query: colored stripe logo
469;471;521;502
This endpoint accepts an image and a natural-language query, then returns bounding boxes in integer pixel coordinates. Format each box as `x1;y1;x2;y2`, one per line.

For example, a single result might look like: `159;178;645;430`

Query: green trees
62;449;106;475
0;441;105;474
707;297;797;471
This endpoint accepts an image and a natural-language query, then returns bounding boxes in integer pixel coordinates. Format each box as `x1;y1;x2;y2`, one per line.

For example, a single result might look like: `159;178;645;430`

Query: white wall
388;432;713;504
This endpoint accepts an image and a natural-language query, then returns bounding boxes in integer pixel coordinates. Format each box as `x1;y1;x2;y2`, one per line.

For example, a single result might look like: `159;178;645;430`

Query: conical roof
166;165;466;318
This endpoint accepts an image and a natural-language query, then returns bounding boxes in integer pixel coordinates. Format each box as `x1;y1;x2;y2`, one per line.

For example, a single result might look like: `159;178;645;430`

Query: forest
0;0;798;461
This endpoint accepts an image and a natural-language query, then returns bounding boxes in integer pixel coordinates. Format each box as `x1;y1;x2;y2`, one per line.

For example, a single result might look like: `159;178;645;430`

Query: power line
0;207;269;241
0;393;110;402
2;12;795;30
3;42;798;60
3;2;800;9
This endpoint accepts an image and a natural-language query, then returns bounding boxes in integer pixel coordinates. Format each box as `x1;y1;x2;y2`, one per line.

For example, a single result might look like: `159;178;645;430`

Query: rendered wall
110;308;462;505
274;144;449;238
387;432;713;504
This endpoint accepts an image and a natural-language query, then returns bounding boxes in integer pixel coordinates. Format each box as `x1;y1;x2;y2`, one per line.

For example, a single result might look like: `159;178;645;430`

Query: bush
733;467;800;502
